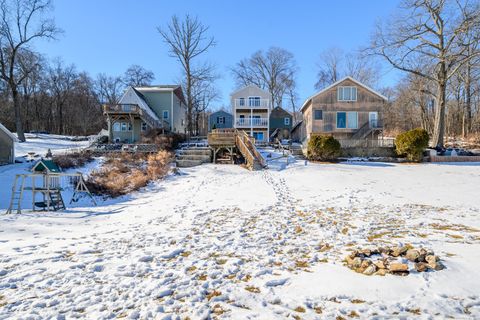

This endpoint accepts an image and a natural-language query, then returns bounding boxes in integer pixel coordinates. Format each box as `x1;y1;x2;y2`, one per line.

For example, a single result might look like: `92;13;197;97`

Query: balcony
234;98;270;109
235;118;268;127
103;104;141;114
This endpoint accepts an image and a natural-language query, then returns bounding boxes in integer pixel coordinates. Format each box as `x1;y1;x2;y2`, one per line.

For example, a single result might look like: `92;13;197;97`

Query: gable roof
300;76;388;112
270;106;292;117
0;123;17;141
135;85;186;105
291;120;304;133
210;110;233;117
230;84;269;97
32;159;61;173
118;86;161;122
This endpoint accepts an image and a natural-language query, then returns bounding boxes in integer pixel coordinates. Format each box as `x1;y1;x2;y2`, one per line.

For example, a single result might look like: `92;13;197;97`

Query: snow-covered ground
15;133;90;159
1;146;480;318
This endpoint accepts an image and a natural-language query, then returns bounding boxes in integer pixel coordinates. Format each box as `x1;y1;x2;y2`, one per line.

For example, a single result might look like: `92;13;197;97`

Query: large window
121;122;128;131
239;98;245;106
248;96;260;107
347;112;358;129
336;112;358;129
314;110;323;120
336;112;347;128
338;86;357;101
113;122;121;132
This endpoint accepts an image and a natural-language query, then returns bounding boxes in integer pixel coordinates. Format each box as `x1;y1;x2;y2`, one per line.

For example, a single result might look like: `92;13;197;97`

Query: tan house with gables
300;76;387;144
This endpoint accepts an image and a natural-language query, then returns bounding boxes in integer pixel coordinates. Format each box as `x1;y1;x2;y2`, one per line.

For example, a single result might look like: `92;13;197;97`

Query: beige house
104;85;187;143
231;85;270;143
300;77;387;143
0;123;16;164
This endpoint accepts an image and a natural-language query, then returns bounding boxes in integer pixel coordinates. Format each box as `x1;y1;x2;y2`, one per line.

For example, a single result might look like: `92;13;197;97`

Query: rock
360;259;372;269
415;262;430;272
352;257;363;268
391;246;402;257
345;255;355;266
405;249;420;262
428;261;445;271
389;263;409;272
425;255;439;264
374;259;387;269
361;249;372;257
375;268;388;276
363;264;377;276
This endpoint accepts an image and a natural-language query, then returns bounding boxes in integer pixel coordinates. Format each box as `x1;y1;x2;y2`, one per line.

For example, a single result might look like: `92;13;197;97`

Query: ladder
49;190;66;211
6;175;26;214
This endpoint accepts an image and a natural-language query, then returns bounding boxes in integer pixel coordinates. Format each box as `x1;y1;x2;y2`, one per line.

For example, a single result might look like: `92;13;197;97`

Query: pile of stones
344;245;445;276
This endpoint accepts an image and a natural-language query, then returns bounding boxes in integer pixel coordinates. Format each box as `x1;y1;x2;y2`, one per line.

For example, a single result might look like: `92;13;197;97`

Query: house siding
209;111;233;131
269;107;293;139
140;91;173;127
303;78;385;140
0;126;15;164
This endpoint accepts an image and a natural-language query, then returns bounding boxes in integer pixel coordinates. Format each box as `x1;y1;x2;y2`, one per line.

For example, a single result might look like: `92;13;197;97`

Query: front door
369;112;378;128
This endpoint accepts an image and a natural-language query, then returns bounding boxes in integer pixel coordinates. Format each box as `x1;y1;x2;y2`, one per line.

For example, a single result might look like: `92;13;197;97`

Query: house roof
32;159;61;173
291;120;304;133
121;87;161;122
210;110;233;117
0;122;17;141
300;76;388;113
229;84;269;97
270;106;293;117
135;85;186;105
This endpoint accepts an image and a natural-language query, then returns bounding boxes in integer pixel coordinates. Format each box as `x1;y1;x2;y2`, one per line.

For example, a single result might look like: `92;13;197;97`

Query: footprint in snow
265;278;289;287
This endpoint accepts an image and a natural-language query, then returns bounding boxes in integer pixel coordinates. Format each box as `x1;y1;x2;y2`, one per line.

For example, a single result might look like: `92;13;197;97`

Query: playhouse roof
32;159;61;173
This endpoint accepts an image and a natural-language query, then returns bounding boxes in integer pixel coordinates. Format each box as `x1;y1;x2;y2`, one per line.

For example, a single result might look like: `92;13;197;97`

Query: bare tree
158;15;215;136
122;64;154;87
96;73;124;104
315;47;380;90
231;47;297;109
369;0;480;148
0;0;60;141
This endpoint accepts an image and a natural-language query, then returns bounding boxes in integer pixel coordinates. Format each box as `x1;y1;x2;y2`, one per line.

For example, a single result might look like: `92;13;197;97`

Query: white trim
171;92;174;131
118;86;161;123
0;123;18;141
300;76;388;112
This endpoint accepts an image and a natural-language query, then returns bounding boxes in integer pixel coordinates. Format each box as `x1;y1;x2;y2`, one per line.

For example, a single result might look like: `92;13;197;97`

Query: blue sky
36;0;402;108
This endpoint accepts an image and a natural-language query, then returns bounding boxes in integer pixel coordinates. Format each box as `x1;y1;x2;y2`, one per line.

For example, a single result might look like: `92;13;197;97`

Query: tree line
1;0;479;148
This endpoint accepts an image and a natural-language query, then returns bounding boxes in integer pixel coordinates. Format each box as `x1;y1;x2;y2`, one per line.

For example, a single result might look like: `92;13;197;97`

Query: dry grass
86;151;173;197
245;286;261;293
53;151;94;169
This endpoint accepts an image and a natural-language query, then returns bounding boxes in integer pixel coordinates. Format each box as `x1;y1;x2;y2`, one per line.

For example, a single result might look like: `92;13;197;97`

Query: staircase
175;147;212;168
351;120;383;140
207;129;267;171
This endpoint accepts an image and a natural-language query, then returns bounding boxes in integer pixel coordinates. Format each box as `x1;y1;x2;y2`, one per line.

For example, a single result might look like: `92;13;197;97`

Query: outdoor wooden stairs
208;129;267;170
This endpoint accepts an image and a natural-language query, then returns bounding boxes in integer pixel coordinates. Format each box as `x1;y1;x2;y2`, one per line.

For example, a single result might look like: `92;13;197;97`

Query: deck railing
103;104;141;114
235;118;268;127
234;98;270;109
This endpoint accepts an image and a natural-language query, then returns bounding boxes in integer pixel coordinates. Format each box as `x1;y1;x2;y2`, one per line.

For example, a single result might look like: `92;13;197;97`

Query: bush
53;151;94;169
307;135;341;161
141;130;186;150
86;151;173;197
395;128;429;162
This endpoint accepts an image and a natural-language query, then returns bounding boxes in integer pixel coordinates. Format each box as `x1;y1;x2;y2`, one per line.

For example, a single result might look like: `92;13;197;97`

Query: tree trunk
432;80;446;148
11;86;26;142
464;63;472;137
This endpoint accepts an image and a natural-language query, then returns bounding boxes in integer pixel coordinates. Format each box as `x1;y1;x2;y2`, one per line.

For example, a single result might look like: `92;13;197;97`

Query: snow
14;133;90;159
1;138;480;318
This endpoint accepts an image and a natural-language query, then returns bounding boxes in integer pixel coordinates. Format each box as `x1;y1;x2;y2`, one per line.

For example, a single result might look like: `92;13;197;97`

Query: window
253;132;264;141
248;96;260;107
141;122;147;131
347;112;358;129
336;112;346;128
314;110;323;120
239;98;245;106
217;117;225;124
284;117;290;125
113;122;121;132
121;122;128;131
163;111;169;119
128;122;132;131
336;112;358;129
337;86;357;101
